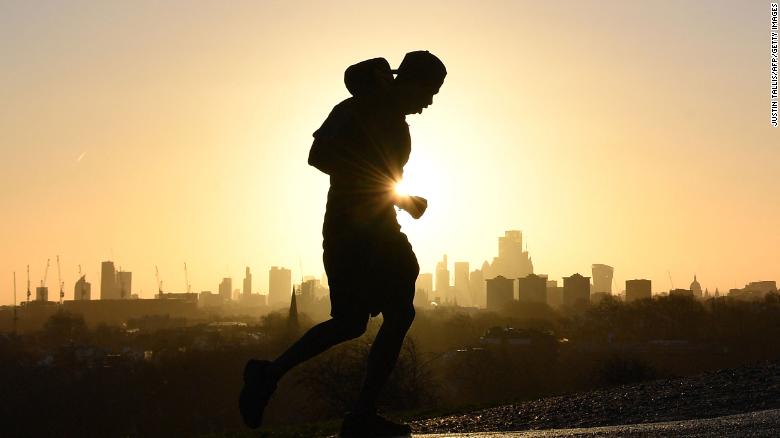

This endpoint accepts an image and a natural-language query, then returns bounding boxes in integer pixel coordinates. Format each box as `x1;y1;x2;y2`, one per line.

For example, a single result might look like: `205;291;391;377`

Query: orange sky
1;1;778;303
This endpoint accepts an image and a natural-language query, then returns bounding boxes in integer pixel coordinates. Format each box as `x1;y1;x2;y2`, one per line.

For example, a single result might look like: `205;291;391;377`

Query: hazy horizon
2;0;778;304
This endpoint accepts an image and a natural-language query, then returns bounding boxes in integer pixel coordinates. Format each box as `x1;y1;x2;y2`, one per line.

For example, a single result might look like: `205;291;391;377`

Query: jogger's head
392;51;447;115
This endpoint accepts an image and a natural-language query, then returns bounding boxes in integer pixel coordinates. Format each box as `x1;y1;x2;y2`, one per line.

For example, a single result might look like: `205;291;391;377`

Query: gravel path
416;408;780;437
411;361;780;435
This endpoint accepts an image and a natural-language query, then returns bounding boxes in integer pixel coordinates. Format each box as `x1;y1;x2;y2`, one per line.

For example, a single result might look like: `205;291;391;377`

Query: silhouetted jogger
240;50;446;437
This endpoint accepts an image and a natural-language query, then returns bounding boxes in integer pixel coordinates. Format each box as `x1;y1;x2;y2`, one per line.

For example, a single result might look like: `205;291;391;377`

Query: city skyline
2;2;778;305
5;227;774;305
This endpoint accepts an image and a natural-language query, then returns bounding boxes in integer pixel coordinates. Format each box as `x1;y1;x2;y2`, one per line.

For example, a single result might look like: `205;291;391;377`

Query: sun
393;175;432;201
392;165;443;211
394;180;410;197
391;143;453;231
392;152;446;205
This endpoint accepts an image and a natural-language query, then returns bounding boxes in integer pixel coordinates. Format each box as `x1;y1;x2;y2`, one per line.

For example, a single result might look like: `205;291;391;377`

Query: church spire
288;286;299;329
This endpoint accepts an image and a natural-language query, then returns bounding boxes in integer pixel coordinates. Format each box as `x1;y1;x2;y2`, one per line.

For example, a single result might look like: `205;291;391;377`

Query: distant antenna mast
184;262;191;294
57;255;64;304
155;265;163;297
26;265;31;303
667;271;674;290
13;272;18;333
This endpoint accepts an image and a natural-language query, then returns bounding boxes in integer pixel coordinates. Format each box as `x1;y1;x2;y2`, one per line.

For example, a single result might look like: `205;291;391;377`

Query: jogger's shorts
324;229;419;319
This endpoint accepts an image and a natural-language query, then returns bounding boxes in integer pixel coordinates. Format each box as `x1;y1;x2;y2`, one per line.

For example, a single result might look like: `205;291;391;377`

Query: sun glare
394;180;409;196
394;150;448;205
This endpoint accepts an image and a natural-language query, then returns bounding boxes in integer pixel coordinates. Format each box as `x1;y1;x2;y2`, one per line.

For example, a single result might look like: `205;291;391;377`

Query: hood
344;57;394;98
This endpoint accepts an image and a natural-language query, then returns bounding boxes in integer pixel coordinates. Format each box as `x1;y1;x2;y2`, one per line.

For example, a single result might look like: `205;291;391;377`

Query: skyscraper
74;275;91;300
100;261;117;300
591;264;614;294
546;280;563;308
415;273;433;295
486;275;514;311
563;273;590;307
469;269;486;308
414;272;433;306
484;231;533;285
35;286;48;302
518;273;547;304
414;273;433;307
626;279;652;302
243;266;252;298
453;261;470;306
116;271;132;299
219;277;232;302
499;230;523;261
435;255;450;301
299;278;319;309
269;266;292;307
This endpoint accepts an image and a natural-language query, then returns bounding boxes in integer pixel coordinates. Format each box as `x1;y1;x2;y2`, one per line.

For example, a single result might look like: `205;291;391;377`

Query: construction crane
26;265;31;303
57;255;64;304
41;258;50;288
184;262;191;294
155;265;163;297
